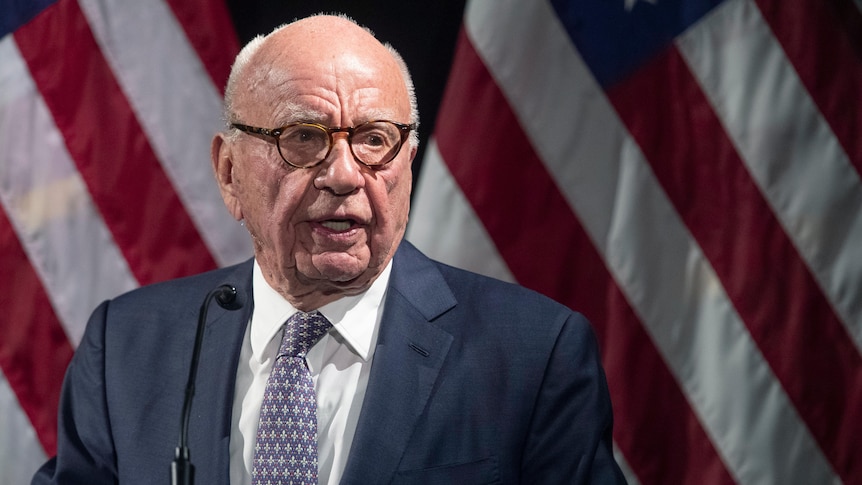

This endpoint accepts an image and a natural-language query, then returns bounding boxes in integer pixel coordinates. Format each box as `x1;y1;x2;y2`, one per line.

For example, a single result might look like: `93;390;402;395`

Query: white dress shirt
229;260;390;485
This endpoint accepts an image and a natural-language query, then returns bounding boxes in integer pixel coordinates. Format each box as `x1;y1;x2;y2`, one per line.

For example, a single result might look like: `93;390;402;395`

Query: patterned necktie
253;311;332;485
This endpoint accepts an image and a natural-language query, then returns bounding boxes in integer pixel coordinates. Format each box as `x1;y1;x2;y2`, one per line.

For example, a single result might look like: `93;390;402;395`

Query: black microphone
171;284;241;485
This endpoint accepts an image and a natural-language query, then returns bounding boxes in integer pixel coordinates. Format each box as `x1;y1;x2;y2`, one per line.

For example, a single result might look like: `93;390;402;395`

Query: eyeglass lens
278;122;403;167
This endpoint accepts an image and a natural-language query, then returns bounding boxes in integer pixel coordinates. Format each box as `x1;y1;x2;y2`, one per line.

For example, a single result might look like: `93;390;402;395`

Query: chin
320;261;378;284
307;254;373;282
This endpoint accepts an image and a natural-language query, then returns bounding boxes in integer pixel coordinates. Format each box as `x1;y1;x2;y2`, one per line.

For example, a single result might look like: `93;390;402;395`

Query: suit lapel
341;242;456;483
188;262;254;484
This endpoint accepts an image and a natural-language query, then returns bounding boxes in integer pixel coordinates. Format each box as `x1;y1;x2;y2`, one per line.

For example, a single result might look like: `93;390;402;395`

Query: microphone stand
171;284;239;485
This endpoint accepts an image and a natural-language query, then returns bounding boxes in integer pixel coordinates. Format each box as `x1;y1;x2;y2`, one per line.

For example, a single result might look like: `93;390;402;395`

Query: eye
284;125;328;145
365;133;385;147
353;123;398;150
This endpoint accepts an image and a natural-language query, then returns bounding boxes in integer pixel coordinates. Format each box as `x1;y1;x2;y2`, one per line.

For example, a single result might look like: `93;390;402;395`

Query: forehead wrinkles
332;62;410;123
255;74;405;126
338;86;400;123
234;60;299;118
238;58;336;124
237;31;409;125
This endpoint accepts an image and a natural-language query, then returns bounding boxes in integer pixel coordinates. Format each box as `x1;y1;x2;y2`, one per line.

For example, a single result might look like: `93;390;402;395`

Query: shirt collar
250;259;391;364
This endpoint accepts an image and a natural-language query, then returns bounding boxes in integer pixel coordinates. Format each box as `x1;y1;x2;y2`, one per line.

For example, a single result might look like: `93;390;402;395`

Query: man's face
213;24;416;309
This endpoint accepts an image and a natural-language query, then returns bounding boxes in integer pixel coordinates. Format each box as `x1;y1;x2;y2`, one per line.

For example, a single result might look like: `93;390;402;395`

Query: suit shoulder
396;241;580;321
431;259;583;324
108;259;253;313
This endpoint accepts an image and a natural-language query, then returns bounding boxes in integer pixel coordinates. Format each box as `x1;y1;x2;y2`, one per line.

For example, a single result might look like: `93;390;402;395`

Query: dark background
225;1;469;192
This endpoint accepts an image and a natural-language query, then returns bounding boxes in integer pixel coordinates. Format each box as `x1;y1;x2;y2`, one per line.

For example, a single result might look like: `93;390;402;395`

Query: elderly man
33;14;624;485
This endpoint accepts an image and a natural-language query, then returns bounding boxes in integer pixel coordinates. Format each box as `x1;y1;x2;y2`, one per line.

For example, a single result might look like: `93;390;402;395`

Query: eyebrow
273;104;401;127
273;104;327;126
360;108;399;123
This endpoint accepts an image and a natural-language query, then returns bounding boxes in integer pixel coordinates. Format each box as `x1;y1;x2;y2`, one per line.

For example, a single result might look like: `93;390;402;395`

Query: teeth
321;220;352;231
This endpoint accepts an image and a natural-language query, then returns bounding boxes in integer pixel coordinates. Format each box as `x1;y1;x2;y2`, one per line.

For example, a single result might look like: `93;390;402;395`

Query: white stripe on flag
461;0;838;483
612;443;641;485
78;0;250;267
677;0;862;352
0;36;137;346
407;140;515;284
0;371;47;485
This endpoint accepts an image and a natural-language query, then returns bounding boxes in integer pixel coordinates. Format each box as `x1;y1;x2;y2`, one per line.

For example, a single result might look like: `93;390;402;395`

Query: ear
211;133;243;221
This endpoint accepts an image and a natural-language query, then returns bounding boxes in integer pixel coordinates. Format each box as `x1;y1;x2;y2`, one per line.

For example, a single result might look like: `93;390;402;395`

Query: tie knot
278;310;331;358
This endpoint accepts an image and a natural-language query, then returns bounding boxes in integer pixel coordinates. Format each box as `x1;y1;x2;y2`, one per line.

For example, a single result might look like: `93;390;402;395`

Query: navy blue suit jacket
33;241;624;484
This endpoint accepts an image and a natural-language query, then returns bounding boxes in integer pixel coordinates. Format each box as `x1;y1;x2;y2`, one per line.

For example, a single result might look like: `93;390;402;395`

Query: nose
313;135;364;195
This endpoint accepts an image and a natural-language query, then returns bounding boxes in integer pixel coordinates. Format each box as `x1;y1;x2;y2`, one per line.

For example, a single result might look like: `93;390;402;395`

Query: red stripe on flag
607;45;862;484
434;29;736;485
756;0;862;176
0;206;74;455
165;0;239;94
14;0;218;286
600;292;736;484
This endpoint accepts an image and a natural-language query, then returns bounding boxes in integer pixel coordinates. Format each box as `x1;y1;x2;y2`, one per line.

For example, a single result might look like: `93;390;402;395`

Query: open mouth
319;219;354;232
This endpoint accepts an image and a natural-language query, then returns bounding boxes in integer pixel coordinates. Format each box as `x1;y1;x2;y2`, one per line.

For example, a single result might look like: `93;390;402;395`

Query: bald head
224;15;418;144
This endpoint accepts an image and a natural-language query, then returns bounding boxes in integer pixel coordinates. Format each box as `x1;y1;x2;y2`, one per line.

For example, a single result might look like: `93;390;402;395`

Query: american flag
0;0;247;482
2;0;860;484
407;0;862;484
